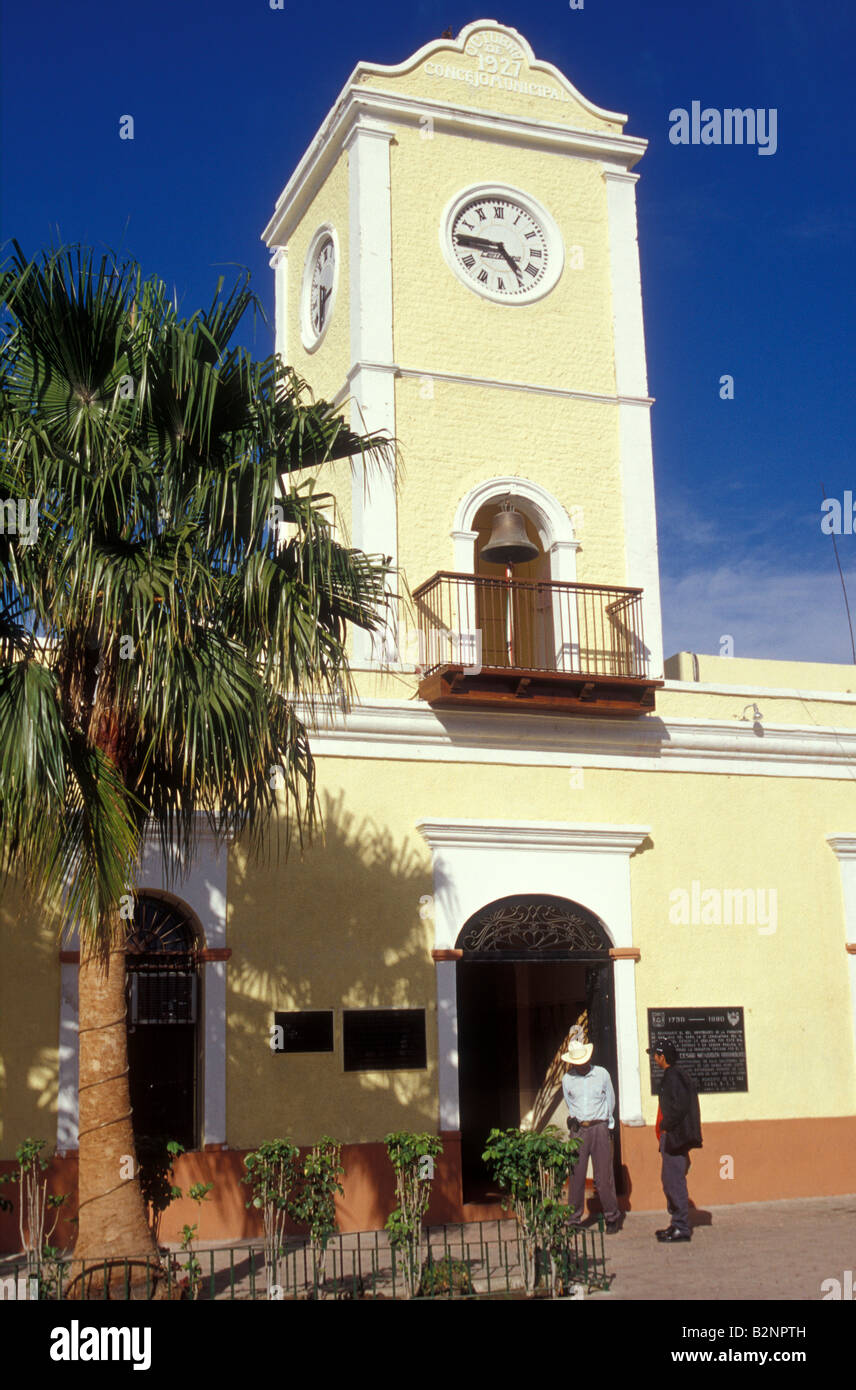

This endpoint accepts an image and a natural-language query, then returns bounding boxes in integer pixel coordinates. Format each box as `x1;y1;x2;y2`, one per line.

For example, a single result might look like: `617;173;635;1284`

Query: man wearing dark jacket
647;1040;702;1243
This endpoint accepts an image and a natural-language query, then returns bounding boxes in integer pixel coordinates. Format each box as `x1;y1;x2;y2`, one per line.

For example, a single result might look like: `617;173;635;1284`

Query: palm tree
0;242;392;1294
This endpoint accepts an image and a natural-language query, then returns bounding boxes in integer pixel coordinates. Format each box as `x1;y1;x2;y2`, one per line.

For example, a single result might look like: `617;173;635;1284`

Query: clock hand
456;234;524;283
455;234;504;251
498;245;524;283
317;285;329;325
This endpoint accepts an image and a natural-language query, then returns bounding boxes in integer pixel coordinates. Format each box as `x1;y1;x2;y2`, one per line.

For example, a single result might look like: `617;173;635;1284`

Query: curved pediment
352;20;627;133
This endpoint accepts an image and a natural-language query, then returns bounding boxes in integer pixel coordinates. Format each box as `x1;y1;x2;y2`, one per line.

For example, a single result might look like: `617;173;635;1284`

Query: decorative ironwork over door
456;893;611;960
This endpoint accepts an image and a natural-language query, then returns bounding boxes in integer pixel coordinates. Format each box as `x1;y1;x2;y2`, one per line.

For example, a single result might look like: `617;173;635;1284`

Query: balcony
412;572;662;715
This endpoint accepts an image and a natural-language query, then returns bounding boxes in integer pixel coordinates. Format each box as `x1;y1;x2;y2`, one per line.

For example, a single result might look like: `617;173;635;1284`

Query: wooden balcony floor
417;664;663;715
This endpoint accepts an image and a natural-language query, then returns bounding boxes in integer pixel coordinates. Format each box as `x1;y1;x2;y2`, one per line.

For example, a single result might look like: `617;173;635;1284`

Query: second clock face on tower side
442;185;564;305
300;225;339;351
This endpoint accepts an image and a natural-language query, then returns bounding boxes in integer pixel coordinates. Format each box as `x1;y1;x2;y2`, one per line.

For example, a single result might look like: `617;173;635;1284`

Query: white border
825;835;856;1075
440;183;564;306
451;474;580;578
603;164;663;678
298;698;856;781
299;224;340;354
56;821;229;1154
345;119;398;666
417;817;649;1129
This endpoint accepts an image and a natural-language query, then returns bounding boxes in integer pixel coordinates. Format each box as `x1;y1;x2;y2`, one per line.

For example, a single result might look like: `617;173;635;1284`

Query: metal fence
0;1219;610;1301
412;572;647;679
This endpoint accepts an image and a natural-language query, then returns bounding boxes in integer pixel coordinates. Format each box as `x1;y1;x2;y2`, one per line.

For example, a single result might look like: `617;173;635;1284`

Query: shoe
605;1219;622;1234
656;1227;690;1243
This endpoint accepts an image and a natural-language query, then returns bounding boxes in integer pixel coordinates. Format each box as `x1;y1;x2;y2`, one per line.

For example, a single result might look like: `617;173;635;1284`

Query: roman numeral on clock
477;270;489;283
461;254;476;269
525;263;538;277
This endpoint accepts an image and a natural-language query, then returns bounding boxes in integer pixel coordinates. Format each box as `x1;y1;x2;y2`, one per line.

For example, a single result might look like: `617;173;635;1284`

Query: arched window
126;893;202;1150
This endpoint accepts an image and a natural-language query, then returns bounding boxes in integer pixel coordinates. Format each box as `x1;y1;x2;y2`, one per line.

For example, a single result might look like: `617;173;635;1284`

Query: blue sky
3;0;854;663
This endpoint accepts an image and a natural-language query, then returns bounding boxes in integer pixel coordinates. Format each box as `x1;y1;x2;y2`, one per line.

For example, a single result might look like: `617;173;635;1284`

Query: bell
480;503;539;566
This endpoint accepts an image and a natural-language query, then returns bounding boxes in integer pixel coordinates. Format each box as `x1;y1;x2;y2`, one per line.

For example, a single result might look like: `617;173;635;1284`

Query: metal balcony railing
412;572;648;680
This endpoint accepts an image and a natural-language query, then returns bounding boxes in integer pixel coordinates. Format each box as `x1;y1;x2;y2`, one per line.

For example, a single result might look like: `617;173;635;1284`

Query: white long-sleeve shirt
562;1065;616;1129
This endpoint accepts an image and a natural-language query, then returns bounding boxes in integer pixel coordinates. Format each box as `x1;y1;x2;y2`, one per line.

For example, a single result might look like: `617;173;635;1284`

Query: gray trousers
659;1133;691;1234
567;1122;619;1224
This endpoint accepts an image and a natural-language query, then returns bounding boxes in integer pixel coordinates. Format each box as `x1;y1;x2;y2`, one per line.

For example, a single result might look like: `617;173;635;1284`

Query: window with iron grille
129;969;197;1025
273;1010;334;1053
342;1009;427;1072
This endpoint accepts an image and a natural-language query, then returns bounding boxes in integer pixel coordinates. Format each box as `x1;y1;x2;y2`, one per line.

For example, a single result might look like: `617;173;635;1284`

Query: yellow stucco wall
223;752;855;1148
666;651;856;694
395;379;624;595
387;124;617;395
0;884;63;1150
3;736;853;1153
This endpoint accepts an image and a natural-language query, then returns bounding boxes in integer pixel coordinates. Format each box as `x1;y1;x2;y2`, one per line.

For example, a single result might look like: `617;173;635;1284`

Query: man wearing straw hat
561;1038;622;1234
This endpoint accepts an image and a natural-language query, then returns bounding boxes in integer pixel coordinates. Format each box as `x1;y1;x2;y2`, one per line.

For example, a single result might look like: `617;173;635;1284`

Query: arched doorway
455;893;619;1201
126;893;202;1150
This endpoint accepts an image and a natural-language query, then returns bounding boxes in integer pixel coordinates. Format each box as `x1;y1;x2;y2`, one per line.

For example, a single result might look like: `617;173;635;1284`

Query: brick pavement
588;1193;856;1301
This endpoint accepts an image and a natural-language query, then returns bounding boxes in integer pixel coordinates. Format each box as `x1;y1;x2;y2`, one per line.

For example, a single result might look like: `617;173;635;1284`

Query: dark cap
647;1039;679;1064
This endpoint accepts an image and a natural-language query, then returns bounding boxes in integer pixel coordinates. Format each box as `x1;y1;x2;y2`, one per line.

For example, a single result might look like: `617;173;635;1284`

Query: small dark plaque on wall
647;1007;748;1094
343;1009;427;1072
273;1011;334;1054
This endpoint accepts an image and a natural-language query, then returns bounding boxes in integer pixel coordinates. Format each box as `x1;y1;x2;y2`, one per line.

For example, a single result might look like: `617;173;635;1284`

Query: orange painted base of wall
2;1116;854;1252
615;1115;856;1216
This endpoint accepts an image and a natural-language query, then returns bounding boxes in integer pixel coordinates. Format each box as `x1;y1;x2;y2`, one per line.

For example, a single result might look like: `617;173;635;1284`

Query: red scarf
656;1102;663;1143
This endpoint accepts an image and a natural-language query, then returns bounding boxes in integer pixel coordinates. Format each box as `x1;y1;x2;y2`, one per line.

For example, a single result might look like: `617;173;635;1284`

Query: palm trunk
70;944;162;1297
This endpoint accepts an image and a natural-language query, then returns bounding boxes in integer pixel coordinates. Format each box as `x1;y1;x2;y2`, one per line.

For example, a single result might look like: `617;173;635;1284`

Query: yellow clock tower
263;18;663;690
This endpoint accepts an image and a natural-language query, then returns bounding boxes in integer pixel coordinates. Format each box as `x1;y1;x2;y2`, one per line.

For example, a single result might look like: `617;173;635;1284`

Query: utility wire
821;482;856;664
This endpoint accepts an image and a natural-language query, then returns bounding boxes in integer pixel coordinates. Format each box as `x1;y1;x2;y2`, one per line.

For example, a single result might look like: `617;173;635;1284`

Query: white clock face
442;186;564;304
301;226;339;350
310;237;335;334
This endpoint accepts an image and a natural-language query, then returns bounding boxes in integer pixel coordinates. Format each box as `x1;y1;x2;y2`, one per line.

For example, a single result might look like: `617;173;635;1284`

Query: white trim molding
302;697;856;781
334;361;654;411
347;21;630;127
346;118;398;666
56;821;229;1153
270;248;288;364
603;163;663;679
826;835;856;1071
57;938;80;1155
417;817;649;1128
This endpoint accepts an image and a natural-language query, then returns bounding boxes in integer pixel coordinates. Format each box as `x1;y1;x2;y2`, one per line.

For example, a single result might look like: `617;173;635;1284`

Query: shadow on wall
220;788;449;1233
0;789;459;1248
